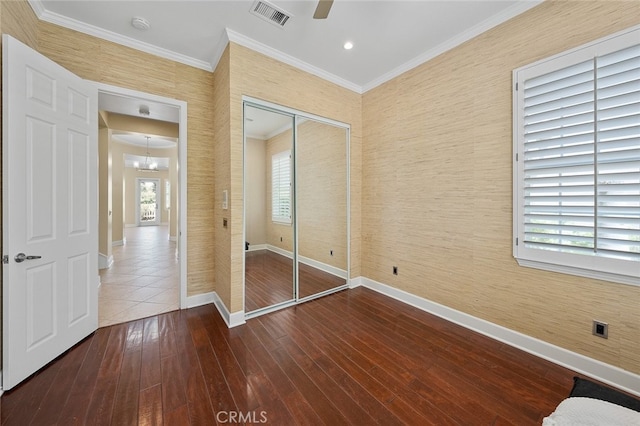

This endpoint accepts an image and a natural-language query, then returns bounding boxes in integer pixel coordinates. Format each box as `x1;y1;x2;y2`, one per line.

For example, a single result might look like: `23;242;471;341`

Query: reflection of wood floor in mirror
245;250;346;313
245;250;294;312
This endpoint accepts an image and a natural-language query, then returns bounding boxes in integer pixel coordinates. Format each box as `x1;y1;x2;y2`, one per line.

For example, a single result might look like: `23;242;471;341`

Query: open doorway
96;84;187;327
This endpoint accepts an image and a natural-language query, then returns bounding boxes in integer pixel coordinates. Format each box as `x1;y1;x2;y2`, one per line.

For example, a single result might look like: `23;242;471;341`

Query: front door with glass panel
137;178;160;226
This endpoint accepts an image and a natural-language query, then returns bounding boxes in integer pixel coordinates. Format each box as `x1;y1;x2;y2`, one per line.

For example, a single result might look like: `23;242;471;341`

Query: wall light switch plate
222;190;228;210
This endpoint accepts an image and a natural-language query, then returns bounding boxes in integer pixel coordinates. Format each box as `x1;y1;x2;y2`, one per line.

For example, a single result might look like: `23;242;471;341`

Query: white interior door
2;35;98;390
136;178;161;226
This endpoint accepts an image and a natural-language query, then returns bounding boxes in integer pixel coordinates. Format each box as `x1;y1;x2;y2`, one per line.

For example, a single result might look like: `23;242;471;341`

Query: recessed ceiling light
131;17;150;31
343;41;354;50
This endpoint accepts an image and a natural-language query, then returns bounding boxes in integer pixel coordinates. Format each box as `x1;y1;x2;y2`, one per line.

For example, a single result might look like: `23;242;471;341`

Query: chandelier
137;136;158;172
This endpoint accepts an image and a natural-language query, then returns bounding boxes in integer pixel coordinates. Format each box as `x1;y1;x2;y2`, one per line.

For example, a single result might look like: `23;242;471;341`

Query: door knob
14;253;42;263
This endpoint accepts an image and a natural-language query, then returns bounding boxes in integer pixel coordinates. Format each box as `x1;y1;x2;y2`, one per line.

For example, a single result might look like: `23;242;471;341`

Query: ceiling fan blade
313;0;334;19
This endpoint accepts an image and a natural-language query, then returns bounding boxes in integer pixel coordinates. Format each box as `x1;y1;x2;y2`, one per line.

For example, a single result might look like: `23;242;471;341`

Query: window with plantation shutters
513;26;640;286
272;150;291;224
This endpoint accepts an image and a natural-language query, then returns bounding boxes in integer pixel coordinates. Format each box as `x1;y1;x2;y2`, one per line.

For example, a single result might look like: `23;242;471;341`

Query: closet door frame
242;96;351;320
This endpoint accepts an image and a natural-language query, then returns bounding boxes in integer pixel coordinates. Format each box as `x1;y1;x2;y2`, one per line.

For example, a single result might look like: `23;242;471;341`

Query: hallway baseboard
98;253;113;270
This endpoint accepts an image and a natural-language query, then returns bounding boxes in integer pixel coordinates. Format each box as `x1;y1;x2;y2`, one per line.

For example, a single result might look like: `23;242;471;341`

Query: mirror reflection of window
271;150;291;224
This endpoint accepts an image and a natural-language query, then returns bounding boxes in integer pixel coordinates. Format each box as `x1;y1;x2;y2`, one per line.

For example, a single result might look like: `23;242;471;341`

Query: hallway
98;225;179;327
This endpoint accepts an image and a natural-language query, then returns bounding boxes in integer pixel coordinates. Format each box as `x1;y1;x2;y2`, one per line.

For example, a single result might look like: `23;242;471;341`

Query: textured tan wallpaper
213;46;231;305
362;0;640;374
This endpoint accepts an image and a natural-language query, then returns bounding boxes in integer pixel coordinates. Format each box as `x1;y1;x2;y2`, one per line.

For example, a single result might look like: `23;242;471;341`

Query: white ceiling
245;105;293;139
32;0;542;93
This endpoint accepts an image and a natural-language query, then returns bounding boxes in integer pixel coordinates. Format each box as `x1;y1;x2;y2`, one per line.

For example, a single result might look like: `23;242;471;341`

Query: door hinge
2;255;8;264
516;153;518;161
516;238;519;246
515;82;519;91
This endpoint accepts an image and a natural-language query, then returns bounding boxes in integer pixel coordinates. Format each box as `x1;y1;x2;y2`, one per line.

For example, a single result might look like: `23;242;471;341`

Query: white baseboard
247;243;268;252
358;276;640;397
112;238;125;246
298;255;347;279
98;253;113;270
267;244;293;259
263;246;347;279
0;370;3;396
187;291;217;309
212;293;246;328
187;291;245;328
348;276;363;289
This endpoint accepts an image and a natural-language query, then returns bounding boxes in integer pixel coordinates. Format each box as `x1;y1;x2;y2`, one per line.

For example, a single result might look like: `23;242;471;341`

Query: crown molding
361;0;544;93
28;1;213;72
29;0;541;95
224;28;363;94
27;0;45;17
209;29;231;73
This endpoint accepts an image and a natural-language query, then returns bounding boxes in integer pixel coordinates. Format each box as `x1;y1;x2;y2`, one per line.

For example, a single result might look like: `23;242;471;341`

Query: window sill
515;258;640;288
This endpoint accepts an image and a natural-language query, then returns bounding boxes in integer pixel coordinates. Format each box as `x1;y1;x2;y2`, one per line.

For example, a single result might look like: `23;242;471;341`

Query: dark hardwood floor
1;287;582;425
245;250;346;312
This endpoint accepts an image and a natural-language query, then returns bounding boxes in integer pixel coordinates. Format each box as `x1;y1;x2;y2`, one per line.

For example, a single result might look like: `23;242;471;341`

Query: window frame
512;25;640;287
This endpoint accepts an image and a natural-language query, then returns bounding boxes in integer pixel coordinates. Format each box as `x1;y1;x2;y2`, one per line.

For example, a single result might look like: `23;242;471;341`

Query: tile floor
98;225;179;327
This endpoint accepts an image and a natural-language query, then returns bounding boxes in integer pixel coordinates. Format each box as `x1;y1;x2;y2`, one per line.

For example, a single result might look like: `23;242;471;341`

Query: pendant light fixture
137;136;158;172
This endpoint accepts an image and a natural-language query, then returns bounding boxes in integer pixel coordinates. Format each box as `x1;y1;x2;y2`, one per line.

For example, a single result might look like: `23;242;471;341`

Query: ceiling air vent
250;0;293;28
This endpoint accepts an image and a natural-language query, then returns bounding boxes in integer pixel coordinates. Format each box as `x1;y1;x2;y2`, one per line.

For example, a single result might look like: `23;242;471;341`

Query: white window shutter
514;26;640;285
595;44;640;259
523;59;596;254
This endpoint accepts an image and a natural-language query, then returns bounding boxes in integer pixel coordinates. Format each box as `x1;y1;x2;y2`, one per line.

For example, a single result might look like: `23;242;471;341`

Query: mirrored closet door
296;117;348;300
244;104;295;313
243;99;350;317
